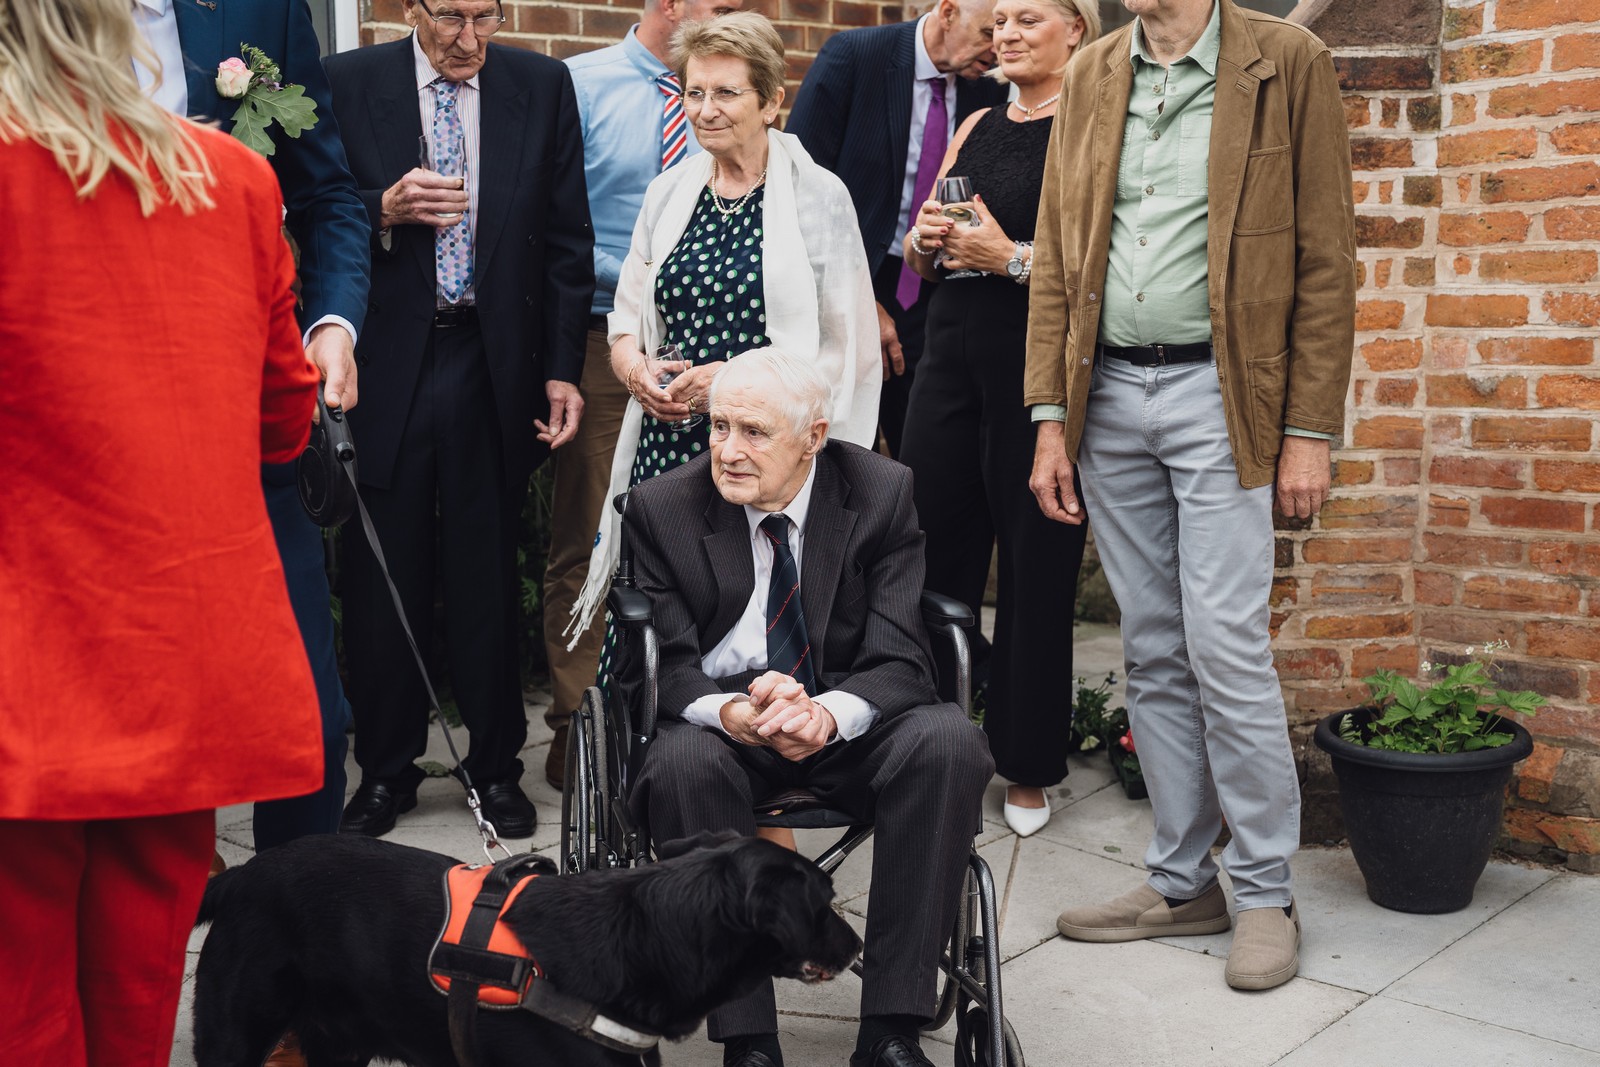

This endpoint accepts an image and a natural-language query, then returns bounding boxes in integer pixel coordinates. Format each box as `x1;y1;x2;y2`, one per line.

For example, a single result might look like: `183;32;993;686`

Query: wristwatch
1006;242;1033;283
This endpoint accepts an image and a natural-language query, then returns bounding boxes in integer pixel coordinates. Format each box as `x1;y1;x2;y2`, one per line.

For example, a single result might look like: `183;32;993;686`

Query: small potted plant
1108;722;1146;800
1313;642;1540;914
1069;673;1119;752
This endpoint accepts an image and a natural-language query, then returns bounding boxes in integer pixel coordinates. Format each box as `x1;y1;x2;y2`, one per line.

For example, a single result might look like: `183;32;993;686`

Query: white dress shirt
130;0;188;120
130;0;356;347
682;462;880;742
888;14;959;260
413;32;482;307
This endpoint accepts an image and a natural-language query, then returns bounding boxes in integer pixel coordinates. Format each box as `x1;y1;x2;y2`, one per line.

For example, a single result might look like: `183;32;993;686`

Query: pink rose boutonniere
215;43;318;157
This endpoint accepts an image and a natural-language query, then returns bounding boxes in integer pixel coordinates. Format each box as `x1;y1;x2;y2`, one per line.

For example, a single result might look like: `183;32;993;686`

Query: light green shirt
1032;3;1331;440
1099;1;1221;348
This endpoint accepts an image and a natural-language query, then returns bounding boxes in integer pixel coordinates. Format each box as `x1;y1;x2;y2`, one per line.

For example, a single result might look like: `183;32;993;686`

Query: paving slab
1385;874;1600;1052
1027;772;1156;863
1277;996;1600;1067
995;935;1364;1067
1149;848;1557;994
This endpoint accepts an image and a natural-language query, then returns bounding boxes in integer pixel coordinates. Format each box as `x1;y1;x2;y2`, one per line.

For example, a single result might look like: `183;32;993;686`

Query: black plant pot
1108;748;1148;800
1313;708;1533;914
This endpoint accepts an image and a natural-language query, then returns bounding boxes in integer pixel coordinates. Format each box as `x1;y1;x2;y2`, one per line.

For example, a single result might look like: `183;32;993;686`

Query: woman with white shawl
566;12;880;645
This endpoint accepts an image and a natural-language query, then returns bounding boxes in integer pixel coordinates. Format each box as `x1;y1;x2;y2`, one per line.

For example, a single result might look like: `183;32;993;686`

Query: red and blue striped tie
658;73;687;171
760;515;815;695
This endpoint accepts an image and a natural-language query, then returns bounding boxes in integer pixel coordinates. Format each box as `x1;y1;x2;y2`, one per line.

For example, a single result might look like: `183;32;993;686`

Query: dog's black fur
192;833;862;1067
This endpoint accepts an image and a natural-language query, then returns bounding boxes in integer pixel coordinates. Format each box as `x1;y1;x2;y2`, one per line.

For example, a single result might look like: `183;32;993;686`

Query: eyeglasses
682;86;760;108
415;0;505;38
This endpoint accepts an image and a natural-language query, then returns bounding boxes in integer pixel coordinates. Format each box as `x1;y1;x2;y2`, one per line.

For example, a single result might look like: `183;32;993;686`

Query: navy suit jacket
174;0;370;336
785;21;1008;275
323;39;595;491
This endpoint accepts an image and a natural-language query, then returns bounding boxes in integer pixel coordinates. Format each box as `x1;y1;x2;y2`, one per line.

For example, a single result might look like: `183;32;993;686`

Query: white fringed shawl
563;128;881;648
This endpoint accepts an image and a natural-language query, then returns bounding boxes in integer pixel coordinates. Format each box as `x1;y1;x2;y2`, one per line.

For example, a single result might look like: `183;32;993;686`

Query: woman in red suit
0;2;322;1063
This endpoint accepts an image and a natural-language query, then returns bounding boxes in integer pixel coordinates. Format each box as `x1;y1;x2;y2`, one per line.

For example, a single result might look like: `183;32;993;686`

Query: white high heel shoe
1004;788;1051;837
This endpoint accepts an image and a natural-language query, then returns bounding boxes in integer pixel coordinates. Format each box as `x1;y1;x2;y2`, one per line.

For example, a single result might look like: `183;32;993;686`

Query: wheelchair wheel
953;1006;1023;1067
559;694;610;873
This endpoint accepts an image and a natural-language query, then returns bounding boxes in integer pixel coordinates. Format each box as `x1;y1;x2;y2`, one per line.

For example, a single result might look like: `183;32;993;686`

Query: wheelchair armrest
607;585;653;625
920;590;973;629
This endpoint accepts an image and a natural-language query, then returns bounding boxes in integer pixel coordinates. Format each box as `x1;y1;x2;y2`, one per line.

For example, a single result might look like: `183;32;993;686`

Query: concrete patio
173;623;1600;1066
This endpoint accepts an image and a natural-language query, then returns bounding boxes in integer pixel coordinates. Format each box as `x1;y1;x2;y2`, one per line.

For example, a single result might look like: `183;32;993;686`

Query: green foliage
1342;649;1544;754
228;43;318;157
1069;673;1123;752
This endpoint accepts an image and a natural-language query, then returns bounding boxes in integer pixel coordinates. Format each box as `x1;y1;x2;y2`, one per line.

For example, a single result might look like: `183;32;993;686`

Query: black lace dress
898;106;1090;788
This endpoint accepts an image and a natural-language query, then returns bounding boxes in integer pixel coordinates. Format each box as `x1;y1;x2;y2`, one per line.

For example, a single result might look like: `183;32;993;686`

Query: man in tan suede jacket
1024;0;1354;991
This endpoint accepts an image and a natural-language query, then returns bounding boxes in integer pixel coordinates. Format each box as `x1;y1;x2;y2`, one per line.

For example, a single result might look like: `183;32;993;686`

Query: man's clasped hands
719;672;837;760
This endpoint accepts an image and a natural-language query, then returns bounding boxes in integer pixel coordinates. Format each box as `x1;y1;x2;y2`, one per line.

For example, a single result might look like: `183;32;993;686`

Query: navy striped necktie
759;514;815;695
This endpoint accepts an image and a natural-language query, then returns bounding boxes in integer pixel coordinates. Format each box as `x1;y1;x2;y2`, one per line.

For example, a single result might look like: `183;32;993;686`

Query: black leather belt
434;305;478;328
588;314;608;332
1098;342;1212;366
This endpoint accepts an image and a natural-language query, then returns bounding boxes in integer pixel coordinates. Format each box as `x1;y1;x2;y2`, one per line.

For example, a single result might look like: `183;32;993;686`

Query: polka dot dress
598;184;770;694
627;185;769;488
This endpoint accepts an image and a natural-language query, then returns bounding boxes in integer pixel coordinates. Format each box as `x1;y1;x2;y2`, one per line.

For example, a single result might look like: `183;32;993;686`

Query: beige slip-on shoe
1057;881;1231;943
1224;901;1301;991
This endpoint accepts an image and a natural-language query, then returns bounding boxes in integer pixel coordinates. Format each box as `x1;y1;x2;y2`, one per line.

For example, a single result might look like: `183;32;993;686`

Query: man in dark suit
324;0;595;840
133;0;370;853
785;0;1005;457
625;349;993;1067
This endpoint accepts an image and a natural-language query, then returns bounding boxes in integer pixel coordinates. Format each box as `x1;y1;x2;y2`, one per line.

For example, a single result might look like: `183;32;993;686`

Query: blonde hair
672;12;786;106
0;0;214;215
987;0;1102;86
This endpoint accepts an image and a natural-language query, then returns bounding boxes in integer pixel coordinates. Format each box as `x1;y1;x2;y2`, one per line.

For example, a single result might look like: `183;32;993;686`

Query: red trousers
0;811;214;1067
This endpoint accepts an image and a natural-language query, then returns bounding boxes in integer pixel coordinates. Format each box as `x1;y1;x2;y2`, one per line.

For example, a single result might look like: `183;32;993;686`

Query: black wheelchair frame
557;508;1025;1067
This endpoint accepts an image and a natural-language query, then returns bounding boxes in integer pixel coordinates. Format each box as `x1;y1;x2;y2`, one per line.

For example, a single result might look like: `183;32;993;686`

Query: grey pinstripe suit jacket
623;441;941;722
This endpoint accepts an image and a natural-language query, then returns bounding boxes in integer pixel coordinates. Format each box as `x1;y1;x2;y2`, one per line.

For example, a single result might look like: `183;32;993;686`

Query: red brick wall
1282;0;1600;870
357;0;912;96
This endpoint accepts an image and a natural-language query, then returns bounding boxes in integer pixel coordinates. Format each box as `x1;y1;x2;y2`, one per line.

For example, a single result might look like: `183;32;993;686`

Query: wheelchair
557;502;1025;1067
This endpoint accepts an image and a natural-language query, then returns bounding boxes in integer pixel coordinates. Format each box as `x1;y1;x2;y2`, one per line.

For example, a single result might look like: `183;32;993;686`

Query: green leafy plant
1341;643;1544;754
1070;673;1123;752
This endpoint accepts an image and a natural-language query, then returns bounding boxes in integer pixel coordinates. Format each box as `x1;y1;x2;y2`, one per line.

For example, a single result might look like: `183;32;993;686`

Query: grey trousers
1076;355;1300;909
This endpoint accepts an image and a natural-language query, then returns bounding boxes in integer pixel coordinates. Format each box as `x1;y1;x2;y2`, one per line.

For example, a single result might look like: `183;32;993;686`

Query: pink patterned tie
658;73;687;170
897;76;948;310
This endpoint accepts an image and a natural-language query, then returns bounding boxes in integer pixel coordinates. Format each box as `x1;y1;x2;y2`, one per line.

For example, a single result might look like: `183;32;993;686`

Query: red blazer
0;125;322;819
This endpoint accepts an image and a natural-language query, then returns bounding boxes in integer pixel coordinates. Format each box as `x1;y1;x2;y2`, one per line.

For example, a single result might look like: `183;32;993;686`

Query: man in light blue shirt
542;0;740;789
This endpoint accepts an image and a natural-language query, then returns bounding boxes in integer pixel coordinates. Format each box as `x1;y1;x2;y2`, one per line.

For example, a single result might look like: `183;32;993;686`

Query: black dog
192;833;862;1066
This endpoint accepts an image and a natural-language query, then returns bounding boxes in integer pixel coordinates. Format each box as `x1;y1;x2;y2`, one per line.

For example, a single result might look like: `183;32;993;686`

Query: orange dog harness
425;853;660;1065
428;858;545;1007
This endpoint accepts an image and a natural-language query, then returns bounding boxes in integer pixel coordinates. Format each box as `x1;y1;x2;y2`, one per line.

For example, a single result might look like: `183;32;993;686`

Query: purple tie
897;76;948;310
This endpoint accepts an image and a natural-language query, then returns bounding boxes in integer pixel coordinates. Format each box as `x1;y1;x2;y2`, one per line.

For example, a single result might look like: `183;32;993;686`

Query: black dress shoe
849;1036;934;1067
725;1053;779;1067
339;780;417;838
479;778;537;838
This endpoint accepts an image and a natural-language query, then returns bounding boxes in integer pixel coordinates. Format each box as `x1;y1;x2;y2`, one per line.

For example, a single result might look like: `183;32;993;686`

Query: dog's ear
734;843;830;939
655;829;744;861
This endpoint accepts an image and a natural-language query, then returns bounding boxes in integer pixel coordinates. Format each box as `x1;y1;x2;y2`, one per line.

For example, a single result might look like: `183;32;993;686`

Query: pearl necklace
1010;93;1061;120
709;159;767;218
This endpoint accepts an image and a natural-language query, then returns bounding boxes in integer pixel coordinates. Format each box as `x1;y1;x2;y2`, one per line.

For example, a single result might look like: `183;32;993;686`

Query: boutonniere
216;44;318;157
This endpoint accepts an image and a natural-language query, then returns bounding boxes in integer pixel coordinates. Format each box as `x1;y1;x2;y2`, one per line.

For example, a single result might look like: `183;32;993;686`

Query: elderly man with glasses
322;0;595;843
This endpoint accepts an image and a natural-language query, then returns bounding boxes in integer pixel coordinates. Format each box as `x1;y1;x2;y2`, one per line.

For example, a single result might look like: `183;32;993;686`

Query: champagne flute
417;134;465;221
934;175;983;278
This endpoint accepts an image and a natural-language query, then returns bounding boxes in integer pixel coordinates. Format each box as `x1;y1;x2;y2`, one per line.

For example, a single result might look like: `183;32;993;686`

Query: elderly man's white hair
710;347;835;437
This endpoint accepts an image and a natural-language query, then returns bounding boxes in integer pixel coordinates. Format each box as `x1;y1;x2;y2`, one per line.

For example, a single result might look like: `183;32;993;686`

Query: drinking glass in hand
935;176;977;223
934;176;982;278
417;134;465;221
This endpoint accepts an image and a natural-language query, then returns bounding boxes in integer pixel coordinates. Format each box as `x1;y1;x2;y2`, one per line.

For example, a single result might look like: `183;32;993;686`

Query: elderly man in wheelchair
565;347;1019;1067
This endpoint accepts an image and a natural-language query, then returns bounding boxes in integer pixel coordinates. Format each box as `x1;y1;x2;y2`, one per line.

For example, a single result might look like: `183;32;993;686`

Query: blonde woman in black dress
900;0;1100;837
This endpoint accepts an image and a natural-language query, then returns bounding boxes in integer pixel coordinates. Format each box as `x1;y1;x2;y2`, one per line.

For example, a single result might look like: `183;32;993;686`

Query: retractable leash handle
317;405;512;861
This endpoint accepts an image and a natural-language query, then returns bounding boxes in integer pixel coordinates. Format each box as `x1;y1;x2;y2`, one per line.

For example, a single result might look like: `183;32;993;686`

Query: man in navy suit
132;0;371;854
323;0;594;842
785;0;1004;457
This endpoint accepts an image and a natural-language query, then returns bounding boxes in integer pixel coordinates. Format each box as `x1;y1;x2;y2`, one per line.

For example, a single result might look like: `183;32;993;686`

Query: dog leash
318;403;511;862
